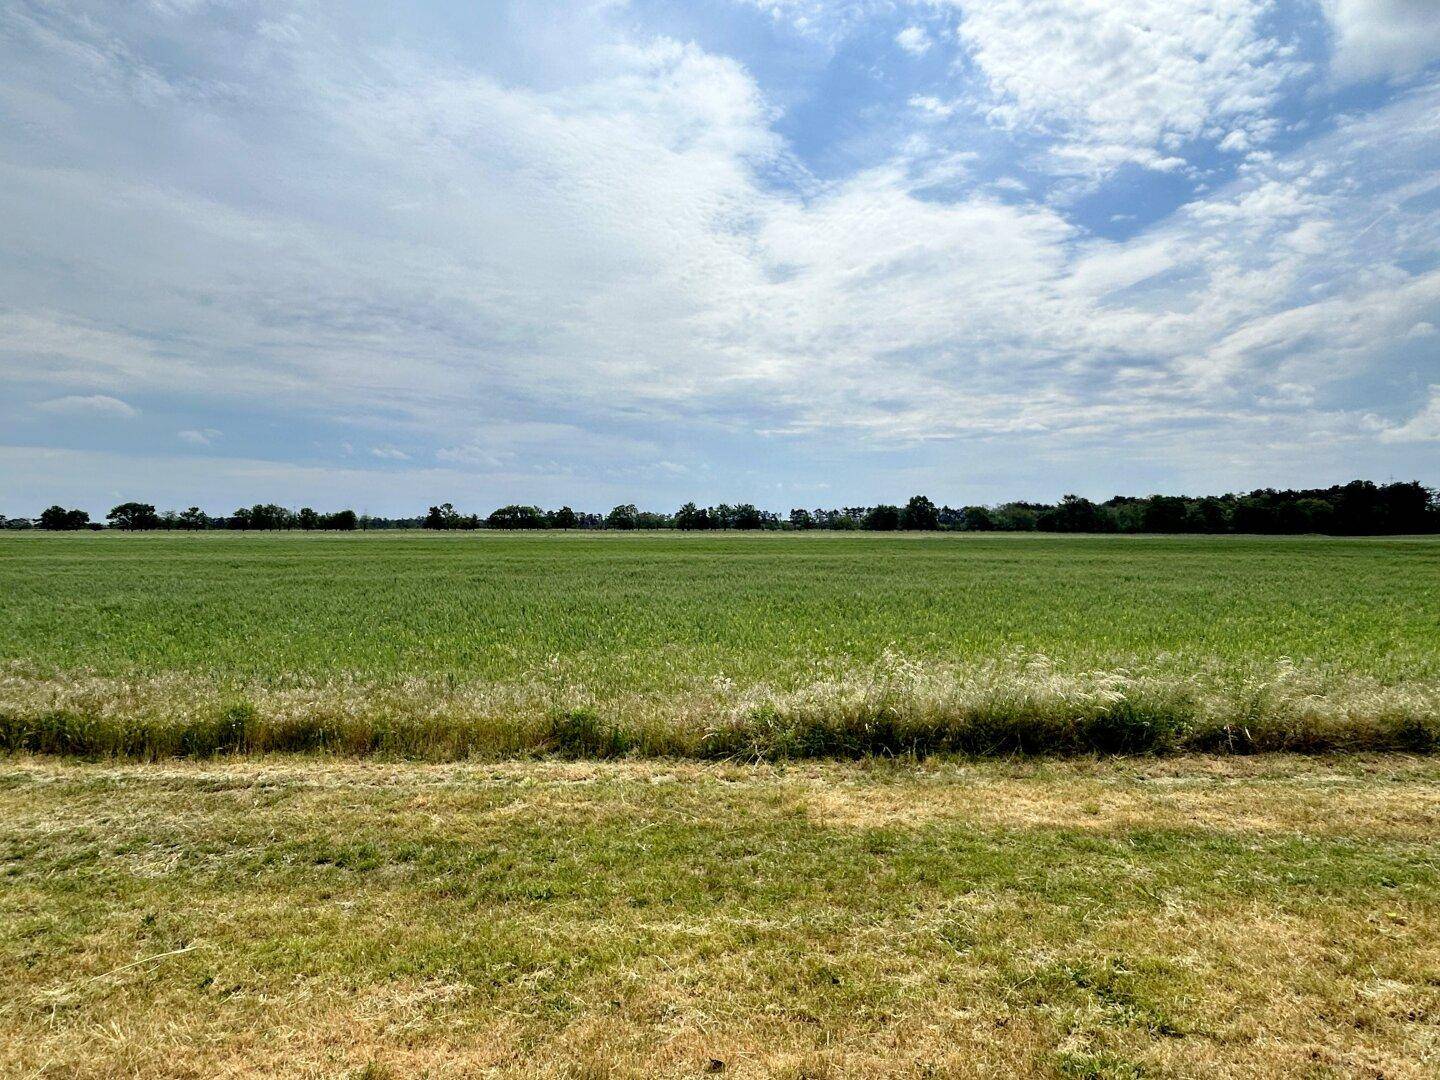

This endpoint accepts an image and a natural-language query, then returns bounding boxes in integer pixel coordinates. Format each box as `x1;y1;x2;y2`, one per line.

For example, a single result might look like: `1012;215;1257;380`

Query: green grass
1;531;1437;758
1;755;1437;1077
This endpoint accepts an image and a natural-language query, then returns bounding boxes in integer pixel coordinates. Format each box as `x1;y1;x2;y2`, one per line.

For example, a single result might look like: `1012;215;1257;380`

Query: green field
1;531;1437;757
2;755;1437;1077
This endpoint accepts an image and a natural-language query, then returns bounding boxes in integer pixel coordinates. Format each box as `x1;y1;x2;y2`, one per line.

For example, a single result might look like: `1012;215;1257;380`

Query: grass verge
2;654;1436;760
1;754;1436;1077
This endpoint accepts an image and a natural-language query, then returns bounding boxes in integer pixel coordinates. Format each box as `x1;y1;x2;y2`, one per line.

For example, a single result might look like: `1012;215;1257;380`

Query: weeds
1;652;1434;760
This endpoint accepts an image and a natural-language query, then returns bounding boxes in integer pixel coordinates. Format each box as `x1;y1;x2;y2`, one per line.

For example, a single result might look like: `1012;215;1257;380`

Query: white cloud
908;94;956;118
1376;386;1440;442
949;0;1302;175
1323;0;1440;83
895;26;931;56
1218;129;1251;153
34;394;138;418
0;3;1437;507
178;428;220;445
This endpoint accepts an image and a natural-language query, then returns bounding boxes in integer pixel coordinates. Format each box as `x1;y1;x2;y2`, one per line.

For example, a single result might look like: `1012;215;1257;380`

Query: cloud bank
0;0;1436;514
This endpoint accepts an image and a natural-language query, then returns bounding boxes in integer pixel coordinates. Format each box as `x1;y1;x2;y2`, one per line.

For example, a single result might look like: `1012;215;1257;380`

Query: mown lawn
2;755;1436;1077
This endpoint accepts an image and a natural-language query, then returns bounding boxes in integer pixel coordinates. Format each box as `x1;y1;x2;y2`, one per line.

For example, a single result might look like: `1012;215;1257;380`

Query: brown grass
1;755;1437;1077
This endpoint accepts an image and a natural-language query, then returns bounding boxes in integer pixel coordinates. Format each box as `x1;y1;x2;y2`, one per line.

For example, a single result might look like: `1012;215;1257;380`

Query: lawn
1;532;1437;758
1;755;1436;1077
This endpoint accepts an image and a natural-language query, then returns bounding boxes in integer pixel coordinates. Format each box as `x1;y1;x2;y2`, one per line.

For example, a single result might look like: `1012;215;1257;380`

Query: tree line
4;503;360;532
427;480;1438;534
4;481;1435;535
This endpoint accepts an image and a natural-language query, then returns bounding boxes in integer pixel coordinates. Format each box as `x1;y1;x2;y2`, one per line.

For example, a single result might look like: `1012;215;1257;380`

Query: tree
107;502;160;530
606;504;639;530
178;507;209;530
900;495;939;531
322;509;358;530
789;508;814;530
675;502;710;530
424;503;461;530
1041;494;1103;533
247;504;292;530
39;505;89;531
297;507;320;530
863;504;901;531
960;506;995;531
488;505;546;530
549;506;578;529
1140;495;1189;533
732;503;764;530
1188;497;1229;533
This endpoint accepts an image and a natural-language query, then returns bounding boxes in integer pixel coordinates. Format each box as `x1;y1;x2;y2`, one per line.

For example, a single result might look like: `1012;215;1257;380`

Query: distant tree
605;504;639;530
1140;495;1189;533
107;502;161;530
635;511;671;529
178;506;208;530
900;495;939;531
732;503;764;530
1040;494;1104;533
322;509;358;531
991;503;1041;531
674;502;710;530
424;503;461;530
959;506;995;531
549;506;579;529
1231;496;1279;534
297;507;320;530
1278;497;1333;534
247;504;293;530
937;505;964;530
1377;481;1436;534
1187;497;1229;533
228;507;252;530
39;505;89;531
789;508;814;530
488;505;546;530
863;504;901;531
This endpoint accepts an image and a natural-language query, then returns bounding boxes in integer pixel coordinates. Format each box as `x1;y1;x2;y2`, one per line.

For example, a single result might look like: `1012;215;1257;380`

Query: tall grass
2;653;1434;760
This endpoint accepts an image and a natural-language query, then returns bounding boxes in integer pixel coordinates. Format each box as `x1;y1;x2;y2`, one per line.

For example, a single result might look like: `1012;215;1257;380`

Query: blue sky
2;0;1438;516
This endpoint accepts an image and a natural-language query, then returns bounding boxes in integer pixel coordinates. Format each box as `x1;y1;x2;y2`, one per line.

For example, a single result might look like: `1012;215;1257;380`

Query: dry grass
2;754;1437;1077
3;652;1437;760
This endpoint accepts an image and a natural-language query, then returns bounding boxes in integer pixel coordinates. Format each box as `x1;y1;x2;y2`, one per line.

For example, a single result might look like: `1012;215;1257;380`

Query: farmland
1;531;1437;758
3;532;1439;1076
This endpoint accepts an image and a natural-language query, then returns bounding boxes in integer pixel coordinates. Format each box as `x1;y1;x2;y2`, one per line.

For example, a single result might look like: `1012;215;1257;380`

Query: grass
1;531;1437;758
1;754;1436;1077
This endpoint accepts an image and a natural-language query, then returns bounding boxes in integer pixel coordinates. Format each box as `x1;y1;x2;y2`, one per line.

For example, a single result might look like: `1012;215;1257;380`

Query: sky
2;0;1438;517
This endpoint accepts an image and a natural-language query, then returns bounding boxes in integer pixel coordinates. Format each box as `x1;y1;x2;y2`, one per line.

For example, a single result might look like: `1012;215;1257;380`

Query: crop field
1;754;1438;1077
1;531;1437;758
